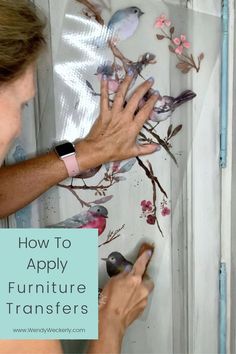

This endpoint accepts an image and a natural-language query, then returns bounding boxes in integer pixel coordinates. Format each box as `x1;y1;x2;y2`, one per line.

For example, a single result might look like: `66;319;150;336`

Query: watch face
55;142;75;157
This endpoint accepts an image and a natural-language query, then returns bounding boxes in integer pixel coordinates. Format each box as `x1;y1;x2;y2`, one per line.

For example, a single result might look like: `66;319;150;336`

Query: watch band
54;141;80;178
63;154;80;178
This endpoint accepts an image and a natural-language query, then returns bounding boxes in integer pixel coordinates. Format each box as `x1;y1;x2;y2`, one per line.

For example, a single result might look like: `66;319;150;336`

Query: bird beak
140;11;145;16
104;215;108;218
101;258;108;261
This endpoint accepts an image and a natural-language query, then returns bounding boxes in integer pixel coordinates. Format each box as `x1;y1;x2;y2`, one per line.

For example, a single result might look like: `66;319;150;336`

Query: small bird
50;205;108;236
139;89;196;123
108;7;144;43
101;252;133;277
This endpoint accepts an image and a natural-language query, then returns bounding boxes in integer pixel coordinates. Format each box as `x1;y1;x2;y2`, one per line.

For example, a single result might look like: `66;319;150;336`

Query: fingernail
148;76;155;83
124;265;132;273
152;90;160;96
127;68;134;76
154;144;161;151
102;74;107;81
146;250;153;258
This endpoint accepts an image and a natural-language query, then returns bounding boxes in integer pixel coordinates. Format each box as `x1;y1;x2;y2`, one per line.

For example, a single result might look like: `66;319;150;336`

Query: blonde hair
0;0;46;85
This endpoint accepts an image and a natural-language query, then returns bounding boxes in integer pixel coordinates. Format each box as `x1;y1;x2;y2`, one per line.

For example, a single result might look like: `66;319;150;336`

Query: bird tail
173;90;196;108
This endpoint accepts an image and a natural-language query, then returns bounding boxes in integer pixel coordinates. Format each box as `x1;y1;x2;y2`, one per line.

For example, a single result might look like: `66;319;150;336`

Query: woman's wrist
99;307;125;340
87;309;124;354
75;139;111;172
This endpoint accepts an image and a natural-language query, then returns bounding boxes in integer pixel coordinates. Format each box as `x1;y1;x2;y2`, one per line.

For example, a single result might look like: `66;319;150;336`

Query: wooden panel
17;1;222;353
229;1;236;353
188;2;221;353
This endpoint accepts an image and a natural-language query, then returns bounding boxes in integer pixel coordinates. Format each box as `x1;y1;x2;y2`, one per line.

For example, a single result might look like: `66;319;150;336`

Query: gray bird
101;252;133;277
140;89;196;123
108;7;144;42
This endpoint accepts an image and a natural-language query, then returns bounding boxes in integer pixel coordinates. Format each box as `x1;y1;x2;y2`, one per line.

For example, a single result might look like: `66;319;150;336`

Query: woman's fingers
125;278;154;317
142;277;155;293
134;92;160;130
124;77;155;116
137;143;161;157
112;71;134;112
125;298;149;326
100;75;109;112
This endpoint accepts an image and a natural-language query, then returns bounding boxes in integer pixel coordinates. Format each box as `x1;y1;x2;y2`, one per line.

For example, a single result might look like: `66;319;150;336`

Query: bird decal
108;7;144;43
101;252;133;277
49;205;108;236
139;89;196;122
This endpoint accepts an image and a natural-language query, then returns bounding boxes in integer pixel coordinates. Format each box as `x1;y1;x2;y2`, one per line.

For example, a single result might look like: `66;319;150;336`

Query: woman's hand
75;73;160;171
87;250;154;354
99;249;154;336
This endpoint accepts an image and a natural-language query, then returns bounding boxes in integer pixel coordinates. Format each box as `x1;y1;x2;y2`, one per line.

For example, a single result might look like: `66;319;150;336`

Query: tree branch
75;0;104;25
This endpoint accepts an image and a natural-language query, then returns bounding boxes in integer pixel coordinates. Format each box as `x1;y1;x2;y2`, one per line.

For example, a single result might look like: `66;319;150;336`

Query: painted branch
99;224;125;247
109;42;132;70
136;157;168;198
148;161;164;237
58;181;114;191
75;0;104;25
143;124;178;165
57;183;91;207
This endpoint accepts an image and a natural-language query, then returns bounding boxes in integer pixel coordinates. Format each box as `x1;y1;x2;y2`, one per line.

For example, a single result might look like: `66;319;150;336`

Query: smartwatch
54;141;80;178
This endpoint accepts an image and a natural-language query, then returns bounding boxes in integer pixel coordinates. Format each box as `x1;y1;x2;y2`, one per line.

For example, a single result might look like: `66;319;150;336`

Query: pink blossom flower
141;200;153;212
175;45;184;55
161;207;171;217
147;214;156;225
173;35;190;55
112;161;121;173
173;37;181;45
155;14;171;29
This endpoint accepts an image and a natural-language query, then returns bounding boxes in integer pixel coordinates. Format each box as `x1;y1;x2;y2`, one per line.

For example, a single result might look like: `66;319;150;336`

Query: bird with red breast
49;205;108;236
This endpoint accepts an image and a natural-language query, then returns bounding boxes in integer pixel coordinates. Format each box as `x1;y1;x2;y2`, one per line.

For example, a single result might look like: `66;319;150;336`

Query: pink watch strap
63;154;80;177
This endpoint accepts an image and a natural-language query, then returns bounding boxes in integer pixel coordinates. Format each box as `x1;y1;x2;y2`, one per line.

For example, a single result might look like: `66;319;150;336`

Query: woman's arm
88;314;124;354
87;250;154;354
0;74;159;218
0;151;68;218
0;340;63;354
0;250;153;354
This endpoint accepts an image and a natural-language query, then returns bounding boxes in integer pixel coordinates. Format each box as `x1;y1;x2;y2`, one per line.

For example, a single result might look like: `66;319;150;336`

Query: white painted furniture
4;0;236;353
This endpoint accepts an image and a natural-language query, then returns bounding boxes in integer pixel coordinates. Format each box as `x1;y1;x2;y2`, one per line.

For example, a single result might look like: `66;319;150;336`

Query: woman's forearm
0;140;103;218
0;151;68;218
87;311;124;354
0;340;63;354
